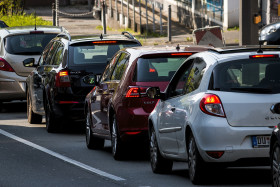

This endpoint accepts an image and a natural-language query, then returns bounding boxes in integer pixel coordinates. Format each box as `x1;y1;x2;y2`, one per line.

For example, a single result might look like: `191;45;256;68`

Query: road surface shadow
172;166;271;185
0;101;27;113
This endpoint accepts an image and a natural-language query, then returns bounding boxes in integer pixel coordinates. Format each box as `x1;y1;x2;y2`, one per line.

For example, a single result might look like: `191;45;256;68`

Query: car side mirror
146;87;162;99
23;58;36;67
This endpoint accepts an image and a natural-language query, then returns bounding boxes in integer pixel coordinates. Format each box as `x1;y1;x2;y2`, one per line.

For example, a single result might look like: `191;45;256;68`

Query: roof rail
121;31;135;39
208;45;280;54
56;33;71;41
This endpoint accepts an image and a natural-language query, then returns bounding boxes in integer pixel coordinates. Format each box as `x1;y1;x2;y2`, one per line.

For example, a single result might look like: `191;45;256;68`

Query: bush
1;13;52;27
0;0;23;15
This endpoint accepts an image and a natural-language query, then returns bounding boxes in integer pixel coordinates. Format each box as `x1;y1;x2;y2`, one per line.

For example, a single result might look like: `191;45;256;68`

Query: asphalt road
0;101;272;187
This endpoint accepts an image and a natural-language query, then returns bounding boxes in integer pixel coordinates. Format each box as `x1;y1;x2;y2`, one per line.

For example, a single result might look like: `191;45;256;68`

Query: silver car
0;26;67;103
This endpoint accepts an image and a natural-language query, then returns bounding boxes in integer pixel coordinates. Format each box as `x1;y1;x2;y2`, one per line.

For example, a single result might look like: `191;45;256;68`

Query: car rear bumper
118;107;150;141
52;101;85;121
193;115;273;163
0;72;26;100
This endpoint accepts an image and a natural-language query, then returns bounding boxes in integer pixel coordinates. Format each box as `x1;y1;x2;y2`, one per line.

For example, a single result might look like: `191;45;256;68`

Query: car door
157;58;195;154
29;41;54;114
90;53;121;136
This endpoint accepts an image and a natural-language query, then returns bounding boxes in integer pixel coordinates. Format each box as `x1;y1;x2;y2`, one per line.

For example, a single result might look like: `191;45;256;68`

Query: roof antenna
100;34;103;40
34;11;37;31
257;41;263;53
176;44;180;51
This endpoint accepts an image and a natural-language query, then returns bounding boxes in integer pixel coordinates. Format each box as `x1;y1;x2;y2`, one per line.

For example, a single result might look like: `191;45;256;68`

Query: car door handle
171;107;176;112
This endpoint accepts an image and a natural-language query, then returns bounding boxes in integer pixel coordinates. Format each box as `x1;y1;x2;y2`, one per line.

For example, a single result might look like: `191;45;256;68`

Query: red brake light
149;68;156;72
125;87;147;98
30;31;44;34
92;41;117;44
250;54;279;59
171;53;193;56
0;58;14;72
206;151;224;159
125;131;141;135
199;94;225;117
55;70;71;87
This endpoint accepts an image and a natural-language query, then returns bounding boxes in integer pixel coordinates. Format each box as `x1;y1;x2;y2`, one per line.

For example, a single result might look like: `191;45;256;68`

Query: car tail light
125;87;147;98
92;41;117;44
206;151;224;159
170;52;193;56
0;58;15;72
125;131;141;135
55;70;71;87
250;54;279;59
199;94;225;117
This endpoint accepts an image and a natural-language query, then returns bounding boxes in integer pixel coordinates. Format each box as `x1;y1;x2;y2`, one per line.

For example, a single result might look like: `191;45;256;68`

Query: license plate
252;136;270;148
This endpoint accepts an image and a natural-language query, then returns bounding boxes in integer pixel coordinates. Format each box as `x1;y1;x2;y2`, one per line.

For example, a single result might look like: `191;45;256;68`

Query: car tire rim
150;129;158;169
188;136;196;180
273;144;280;187
111;117;117;155
86;112;91;145
27;93;31;120
46;103;50;128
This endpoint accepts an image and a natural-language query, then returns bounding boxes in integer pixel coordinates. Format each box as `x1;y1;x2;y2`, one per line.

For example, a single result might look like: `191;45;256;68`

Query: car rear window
4;34;57;55
135;56;188;82
210;58;280;94
68;41;140;67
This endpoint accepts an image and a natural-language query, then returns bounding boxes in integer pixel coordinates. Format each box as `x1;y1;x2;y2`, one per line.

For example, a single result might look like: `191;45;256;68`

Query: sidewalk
25;5;239;46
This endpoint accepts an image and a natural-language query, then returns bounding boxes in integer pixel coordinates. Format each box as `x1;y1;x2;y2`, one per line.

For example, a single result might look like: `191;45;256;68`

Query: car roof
0;26;66;35
125;45;212;57
57;32;140;45
192;45;280;65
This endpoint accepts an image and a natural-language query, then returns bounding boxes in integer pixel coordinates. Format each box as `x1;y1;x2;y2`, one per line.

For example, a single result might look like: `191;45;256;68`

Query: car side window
38;41;53;66
183;58;206;94
45;42;59;65
110;53;129;81
100;53;120;82
51;43;64;66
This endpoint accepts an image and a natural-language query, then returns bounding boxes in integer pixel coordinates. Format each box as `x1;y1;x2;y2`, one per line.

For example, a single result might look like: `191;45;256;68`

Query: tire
86;110;104;149
188;134;206;184
150;126;173;173
100;103;104;112
111;114;125;160
272;141;280;187
45;100;57;133
27;89;42;124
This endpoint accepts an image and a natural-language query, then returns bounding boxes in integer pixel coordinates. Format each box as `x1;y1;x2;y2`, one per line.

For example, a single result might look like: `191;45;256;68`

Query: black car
270;122;280;187
0;20;8;28
259;22;280;45
24;32;141;132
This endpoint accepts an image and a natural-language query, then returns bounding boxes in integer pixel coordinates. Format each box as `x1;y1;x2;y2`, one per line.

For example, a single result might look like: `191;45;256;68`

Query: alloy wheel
150;129;158;169
188;136;197;181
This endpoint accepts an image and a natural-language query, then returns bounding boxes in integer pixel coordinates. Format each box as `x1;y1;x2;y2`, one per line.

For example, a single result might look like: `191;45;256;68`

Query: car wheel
111;114;125;160
150;126;173;173
86;110;104;149
272;141;280;187
27;89;42;124
100;103;104;112
188;134;206;184
45;101;57;133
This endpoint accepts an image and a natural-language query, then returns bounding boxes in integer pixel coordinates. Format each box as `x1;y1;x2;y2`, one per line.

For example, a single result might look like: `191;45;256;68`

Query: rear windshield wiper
230;87;273;93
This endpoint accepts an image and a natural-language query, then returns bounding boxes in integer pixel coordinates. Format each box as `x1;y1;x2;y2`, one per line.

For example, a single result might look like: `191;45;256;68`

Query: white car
0;26;67;103
147;46;280;184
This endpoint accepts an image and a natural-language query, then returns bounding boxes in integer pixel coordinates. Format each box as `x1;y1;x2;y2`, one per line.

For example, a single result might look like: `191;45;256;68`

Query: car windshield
68;41;140;67
4;34;57;55
210;58;280;94
136;56;188;82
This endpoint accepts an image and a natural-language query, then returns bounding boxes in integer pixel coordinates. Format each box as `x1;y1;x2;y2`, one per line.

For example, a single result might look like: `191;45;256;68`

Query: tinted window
210;58;280;93
38;41;53;66
68;41;140;67
4;34;57;55
45;42;59;65
51;44;64;65
100;53;120;82
111;53;129;80
136;56;188;82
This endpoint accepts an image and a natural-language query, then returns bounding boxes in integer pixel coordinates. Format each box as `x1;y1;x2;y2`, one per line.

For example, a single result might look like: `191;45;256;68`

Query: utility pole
239;0;259;45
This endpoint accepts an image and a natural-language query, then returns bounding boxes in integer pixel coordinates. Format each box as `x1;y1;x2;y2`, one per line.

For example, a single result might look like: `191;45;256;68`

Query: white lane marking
0;129;125;181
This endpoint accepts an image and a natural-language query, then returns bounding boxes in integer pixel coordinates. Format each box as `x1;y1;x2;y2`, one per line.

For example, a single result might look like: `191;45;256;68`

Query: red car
85;45;210;159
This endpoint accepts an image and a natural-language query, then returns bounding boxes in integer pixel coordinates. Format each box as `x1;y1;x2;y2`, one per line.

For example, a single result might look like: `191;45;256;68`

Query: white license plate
252;136;270;148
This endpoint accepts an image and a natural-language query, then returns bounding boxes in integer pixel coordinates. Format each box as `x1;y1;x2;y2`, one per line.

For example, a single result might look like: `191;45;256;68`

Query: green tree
0;0;23;16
